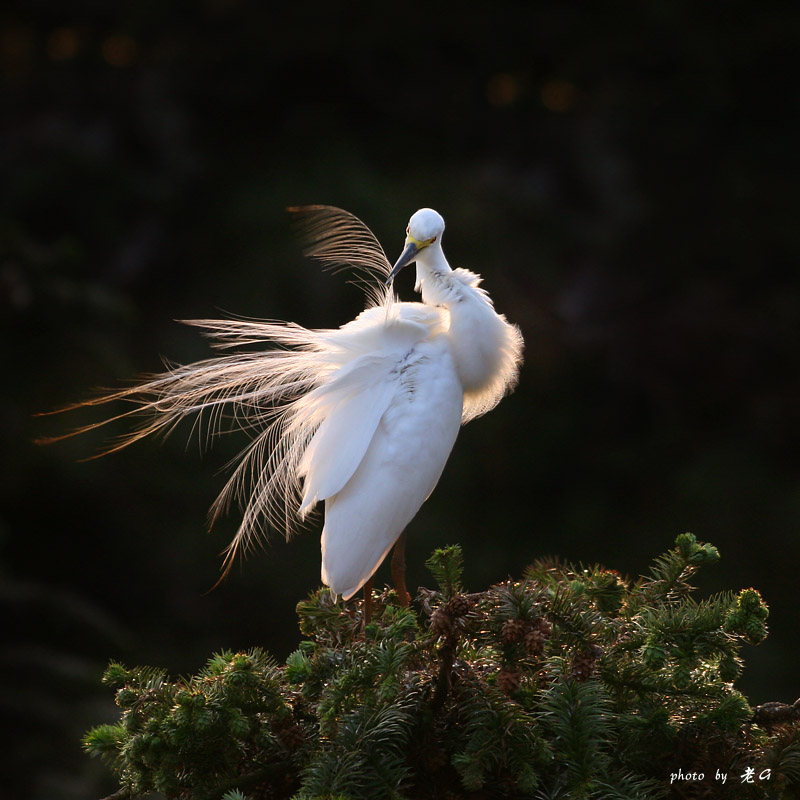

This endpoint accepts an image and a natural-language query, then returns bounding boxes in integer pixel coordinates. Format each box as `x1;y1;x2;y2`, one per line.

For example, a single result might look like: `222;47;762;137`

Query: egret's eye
430;237;436;243
406;226;410;234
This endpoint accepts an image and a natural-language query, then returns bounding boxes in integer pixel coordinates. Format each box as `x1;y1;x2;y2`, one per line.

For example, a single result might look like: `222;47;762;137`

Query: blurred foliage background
2;1;798;797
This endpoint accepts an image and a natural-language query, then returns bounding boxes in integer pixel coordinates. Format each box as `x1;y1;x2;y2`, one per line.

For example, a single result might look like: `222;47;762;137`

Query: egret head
386;208;445;284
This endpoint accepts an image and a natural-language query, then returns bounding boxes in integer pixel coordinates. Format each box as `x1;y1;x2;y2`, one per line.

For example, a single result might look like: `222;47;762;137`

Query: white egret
44;207;523;605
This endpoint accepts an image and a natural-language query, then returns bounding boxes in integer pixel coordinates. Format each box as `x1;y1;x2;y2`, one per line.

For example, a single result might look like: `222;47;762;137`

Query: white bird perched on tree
43;206;523;605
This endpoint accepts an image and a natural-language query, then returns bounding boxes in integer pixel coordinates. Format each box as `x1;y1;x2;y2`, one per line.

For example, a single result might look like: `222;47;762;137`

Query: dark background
2;2;799;797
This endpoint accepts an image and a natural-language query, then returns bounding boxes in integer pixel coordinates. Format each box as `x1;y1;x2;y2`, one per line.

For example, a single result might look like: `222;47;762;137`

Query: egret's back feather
288;205;392;307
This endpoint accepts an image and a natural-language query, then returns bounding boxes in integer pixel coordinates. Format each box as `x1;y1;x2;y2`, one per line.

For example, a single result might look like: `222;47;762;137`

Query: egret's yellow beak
386;239;420;285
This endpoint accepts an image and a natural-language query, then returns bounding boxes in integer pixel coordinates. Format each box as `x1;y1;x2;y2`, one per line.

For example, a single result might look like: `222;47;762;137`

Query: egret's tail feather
40;206;405;579
39;316;377;572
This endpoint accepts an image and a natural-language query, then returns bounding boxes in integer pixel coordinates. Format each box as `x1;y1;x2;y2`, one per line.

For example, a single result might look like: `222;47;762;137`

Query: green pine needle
425;544;464;597
80;534;796;800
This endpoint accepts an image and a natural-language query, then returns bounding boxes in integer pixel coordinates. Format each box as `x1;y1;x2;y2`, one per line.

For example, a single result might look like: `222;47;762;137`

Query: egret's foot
391;531;411;608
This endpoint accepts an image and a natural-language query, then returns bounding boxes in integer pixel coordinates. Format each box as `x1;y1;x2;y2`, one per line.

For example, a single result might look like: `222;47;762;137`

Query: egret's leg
363;576;374;624
391;531;411;607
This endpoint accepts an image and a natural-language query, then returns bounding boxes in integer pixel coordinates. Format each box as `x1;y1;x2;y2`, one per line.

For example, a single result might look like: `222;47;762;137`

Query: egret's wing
296;355;397;514
214;304;444;575
320;339;465;600
288;205;392;306
294;304;441;513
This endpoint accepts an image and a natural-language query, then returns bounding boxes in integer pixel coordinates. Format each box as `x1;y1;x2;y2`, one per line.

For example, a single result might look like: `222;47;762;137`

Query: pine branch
82;533;796;800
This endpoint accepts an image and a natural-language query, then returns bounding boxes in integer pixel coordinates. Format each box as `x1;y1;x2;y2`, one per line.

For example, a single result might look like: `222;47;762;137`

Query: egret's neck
413;244;515;397
414;244;458;306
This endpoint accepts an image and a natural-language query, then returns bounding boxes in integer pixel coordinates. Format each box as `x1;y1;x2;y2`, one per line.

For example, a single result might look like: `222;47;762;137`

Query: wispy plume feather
288;205;393;307
39;206;398;579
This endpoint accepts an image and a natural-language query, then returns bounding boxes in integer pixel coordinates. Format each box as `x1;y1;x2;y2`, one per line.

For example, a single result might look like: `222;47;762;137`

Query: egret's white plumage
44;206;523;600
